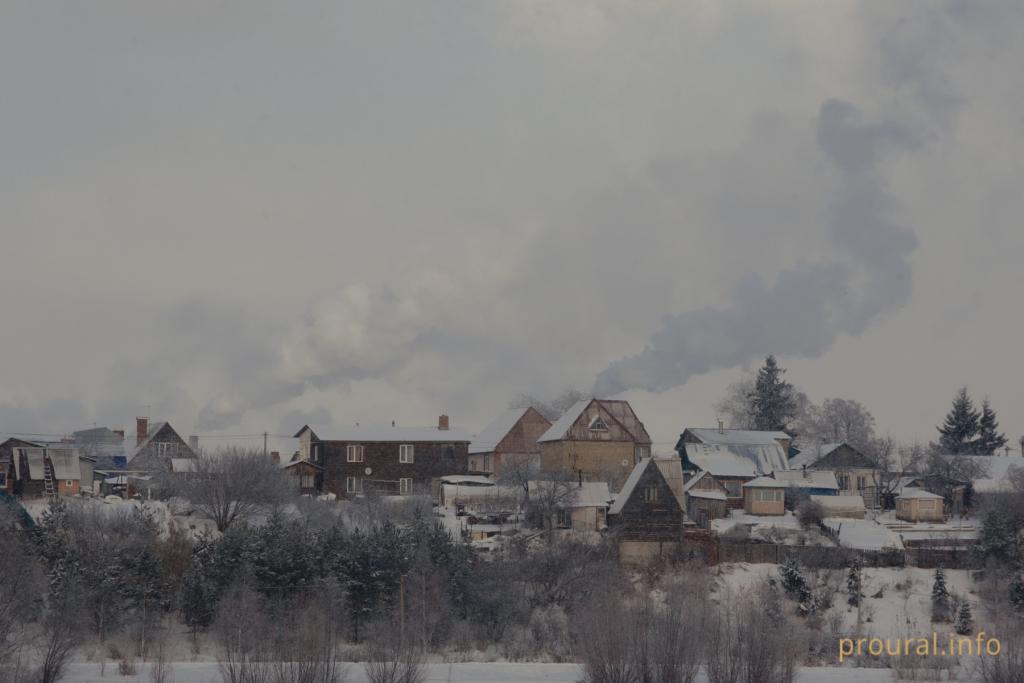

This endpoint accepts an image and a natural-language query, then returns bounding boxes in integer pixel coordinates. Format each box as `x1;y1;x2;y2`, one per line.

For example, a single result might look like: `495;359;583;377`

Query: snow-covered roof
743;475;785;488
48;449;80;480
26;449;46;480
683;444;758;478
537;400;591;443
684;442;788;477
687;489;726;501
811;494;865;511
682;470;711;493
307;425;472;443
440;474;494;486
898;487;944;500
470;408;532;454
787;443;842;469
686;428;791;446
772;469;839;490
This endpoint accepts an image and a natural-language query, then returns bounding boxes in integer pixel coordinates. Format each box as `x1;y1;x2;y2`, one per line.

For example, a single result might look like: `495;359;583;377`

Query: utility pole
399;574;405;651
263;431;268;457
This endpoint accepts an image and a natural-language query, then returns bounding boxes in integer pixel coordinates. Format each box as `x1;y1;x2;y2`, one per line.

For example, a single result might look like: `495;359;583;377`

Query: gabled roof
771;469;839;490
537;398;650;444
609;457;686;515
130;421;168;458
48;449;80;481
469;407;541;454
684;428;791;446
300;425;472;443
682;441;788;477
280;459;323;471
787;443;841;469
743;475;785;488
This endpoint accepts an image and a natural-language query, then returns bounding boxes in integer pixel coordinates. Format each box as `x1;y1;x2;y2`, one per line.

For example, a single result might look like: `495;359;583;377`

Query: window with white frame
66;480;74;487
856;475;866;491
157;442;174;457
300;474;315;488
757;489;781;502
347;444;364;463
400;478;412;494
346;476;362;493
643;486;660;503
399;444;414;464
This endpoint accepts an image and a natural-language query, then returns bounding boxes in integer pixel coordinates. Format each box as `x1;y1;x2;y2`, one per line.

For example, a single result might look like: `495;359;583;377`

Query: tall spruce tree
936;387;981;454
751;355;798;432
931;568;951;622
976;398;1008;455
954;601;974;636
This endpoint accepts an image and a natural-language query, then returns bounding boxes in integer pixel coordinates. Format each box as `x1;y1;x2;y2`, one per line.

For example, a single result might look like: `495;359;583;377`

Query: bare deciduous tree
174;448;291;531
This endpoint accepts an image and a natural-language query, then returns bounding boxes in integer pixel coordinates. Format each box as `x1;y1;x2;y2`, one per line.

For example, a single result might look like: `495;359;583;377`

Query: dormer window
588;415;608;431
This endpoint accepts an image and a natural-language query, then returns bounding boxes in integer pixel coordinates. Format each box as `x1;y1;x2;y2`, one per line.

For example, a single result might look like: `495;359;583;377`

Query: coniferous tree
931;568;951;622
936;387;980;454
846;556;864;607
751;355;798;432
955;601;974;635
976;398;1008;455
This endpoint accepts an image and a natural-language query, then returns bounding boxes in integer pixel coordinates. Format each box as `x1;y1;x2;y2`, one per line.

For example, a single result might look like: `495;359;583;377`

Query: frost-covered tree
846;556;864;607
751;356;799;433
976;398;1008;455
932;568;951;622
978;508;1020;564
936;387;981;454
1010;571;1024;612
778;557;816;615
955;601;974;636
800;398;877;452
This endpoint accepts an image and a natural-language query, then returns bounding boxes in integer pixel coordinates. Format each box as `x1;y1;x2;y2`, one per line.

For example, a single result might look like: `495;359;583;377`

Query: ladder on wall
43;459;56;498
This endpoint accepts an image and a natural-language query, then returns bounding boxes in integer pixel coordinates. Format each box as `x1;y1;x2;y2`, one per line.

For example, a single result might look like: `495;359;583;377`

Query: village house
528;480;611;532
294;415;471;499
468;406;551;477
896;487;945;523
4;442;83;498
538;398;652;491
682;470;729;528
608;457;712;565
679;443;761;509
126;417;197;473
275;452;322;495
788;443;880;507
1;437;39;496
678;426;792;466
742;476;786;516
771;468;840;499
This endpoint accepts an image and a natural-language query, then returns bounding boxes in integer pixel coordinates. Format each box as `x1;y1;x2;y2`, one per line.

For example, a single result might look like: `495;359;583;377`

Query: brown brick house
294;415;471;499
537;399;652;491
468;406;551;476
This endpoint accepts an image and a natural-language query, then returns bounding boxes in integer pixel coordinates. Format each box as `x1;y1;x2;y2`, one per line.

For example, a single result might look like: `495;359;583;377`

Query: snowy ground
713;511;834;545
60;661;906;682
823;517;904;550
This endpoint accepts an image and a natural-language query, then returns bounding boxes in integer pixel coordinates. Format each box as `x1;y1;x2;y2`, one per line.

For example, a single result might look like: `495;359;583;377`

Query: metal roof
469;407;532;454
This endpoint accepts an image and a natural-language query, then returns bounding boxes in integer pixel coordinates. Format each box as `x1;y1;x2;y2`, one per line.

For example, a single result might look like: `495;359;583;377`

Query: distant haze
2;2;1022;451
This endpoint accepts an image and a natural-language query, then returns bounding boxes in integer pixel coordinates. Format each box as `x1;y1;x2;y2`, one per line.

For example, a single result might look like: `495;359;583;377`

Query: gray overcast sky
2;1;1022;453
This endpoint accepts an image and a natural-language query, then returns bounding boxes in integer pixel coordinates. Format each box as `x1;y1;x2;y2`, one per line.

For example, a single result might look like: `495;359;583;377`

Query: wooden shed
742;476;786;516
896;488;945;523
810;494;865;519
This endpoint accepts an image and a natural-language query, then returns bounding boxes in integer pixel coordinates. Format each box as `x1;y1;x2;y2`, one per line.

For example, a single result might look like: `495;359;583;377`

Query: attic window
588;415;608;431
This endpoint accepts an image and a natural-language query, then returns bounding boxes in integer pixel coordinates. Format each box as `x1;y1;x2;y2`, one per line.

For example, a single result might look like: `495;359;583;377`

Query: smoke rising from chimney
593;99;919;396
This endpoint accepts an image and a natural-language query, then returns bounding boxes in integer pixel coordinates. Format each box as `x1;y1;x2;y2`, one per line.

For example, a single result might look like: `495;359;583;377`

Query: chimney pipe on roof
718;419;724;434
136;417;148;446
270;451;280;464
438;414;449;431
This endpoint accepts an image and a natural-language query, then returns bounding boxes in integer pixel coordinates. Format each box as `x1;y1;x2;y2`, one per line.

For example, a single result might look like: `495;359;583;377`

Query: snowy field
60;661;904;682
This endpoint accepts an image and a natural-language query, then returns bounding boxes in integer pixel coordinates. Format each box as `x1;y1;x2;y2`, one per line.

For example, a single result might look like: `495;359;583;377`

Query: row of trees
715;355;1015;458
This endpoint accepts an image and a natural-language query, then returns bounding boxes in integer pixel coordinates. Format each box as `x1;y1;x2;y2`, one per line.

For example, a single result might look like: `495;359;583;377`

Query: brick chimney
438;414;449;431
136;417;149;446
270;451;280;464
